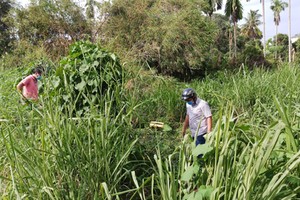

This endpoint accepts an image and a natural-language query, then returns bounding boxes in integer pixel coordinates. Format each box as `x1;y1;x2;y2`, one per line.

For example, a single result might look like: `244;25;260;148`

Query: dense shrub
54;41;124;116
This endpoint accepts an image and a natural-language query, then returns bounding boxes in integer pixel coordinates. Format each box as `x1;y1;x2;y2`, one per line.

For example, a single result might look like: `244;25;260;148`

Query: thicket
1;58;300;198
1;0;296;78
1;0;300;199
52;41;124;117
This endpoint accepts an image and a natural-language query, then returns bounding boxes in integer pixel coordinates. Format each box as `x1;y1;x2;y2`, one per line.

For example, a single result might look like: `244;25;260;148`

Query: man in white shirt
181;88;212;146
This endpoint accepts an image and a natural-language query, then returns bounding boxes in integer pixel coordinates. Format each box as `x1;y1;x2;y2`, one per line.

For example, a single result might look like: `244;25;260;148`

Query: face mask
36;75;42;81
187;101;193;105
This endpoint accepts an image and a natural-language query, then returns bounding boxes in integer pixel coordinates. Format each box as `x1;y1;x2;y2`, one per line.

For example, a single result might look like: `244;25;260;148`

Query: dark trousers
192;134;206;158
192;134;206;146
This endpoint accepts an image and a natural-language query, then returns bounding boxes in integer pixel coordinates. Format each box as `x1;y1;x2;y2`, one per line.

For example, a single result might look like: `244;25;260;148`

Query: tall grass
0;66;138;199
129;100;300;200
122;65;300;199
1;64;300;199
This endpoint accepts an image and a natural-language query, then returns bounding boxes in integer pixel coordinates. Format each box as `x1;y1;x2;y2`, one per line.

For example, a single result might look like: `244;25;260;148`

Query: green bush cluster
53;41;124;116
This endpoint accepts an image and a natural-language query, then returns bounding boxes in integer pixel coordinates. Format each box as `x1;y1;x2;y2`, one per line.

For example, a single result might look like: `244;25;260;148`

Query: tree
85;0;102;41
0;0;14;55
267;33;289;62
101;0;217;79
212;14;230;54
241;10;262;40
202;0;223;18
288;0;291;63
261;0;266;57
240;39;264;67
244;0;266;57
225;0;243;58
270;0;288;59
86;0;95;20
11;0;91;58
276;33;289;61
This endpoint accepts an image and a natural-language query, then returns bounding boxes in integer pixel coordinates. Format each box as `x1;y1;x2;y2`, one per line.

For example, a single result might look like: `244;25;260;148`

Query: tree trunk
262;0;266;57
275;25;278;60
288;0;291;63
229;27;232;59
234;21;237;58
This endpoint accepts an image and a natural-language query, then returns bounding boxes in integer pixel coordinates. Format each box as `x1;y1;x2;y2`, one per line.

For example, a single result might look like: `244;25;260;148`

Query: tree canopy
1;0;297;76
0;0;14;55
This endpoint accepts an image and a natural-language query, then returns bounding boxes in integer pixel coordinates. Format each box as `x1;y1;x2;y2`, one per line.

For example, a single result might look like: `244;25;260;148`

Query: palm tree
261;0;266;57
241;10;262;39
225;0;243;58
271;0;288;60
244;0;266;57
202;0;223;18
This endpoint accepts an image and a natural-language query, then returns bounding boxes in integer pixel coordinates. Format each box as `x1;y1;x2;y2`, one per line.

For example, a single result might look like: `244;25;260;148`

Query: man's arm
206;116;212;133
182;115;189;136
17;82;24;93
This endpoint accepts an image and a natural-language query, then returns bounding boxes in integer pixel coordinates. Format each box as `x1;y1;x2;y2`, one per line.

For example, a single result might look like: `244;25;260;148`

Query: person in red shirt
17;68;43;102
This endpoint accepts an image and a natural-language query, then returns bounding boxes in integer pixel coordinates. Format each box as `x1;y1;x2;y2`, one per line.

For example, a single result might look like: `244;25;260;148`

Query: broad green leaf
198;186;213;198
62;95;70;101
194;190;203;200
79;64;89;73
75;80;86;91
163;124;172;132
111;53;117;61
52;76;60;88
93;61;99;66
183;192;194;200
181;166;194;182
192;144;213;157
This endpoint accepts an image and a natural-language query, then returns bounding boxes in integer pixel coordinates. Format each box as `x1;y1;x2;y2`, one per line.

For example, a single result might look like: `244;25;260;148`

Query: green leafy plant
54;41;124;116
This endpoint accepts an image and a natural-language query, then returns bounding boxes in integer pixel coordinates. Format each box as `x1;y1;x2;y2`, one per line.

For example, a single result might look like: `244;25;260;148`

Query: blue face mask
187;101;193;105
36;75;42;81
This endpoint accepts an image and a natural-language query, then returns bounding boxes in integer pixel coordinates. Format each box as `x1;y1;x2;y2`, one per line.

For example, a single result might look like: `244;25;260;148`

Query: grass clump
1;58;300;199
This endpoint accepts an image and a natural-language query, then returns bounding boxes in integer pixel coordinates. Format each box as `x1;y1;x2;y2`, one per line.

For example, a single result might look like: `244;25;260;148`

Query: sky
17;0;300;40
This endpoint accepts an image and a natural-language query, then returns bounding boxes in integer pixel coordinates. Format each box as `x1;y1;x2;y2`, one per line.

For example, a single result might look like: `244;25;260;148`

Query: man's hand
182;115;189;137
183;134;189;142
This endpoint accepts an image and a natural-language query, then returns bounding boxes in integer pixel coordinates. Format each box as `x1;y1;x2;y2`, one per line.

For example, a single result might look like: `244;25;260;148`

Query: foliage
270;0;288;60
239;39;265;67
267;34;289;62
270;0;288;26
0;0;14;55
101;0;217;79
212;14;230;54
293;39;300;64
225;0;243;58
201;0;223;17
8;0;91;59
2;62;300;198
0;40;50;70
1;0;285;77
53;41;123;117
241;9;262;39
293;38;300;52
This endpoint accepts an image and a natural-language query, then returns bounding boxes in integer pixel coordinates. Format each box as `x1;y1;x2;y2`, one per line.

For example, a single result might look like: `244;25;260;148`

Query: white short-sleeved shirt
186;98;212;137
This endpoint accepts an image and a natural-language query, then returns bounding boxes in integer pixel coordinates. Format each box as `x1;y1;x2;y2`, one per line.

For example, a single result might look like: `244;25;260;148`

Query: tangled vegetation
1;0;300;199
1;48;300;198
53;41;124;116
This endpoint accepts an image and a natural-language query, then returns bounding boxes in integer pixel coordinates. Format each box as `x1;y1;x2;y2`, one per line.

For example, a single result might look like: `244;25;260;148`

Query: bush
53;41;124;116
